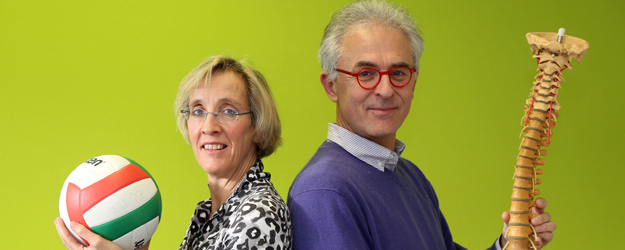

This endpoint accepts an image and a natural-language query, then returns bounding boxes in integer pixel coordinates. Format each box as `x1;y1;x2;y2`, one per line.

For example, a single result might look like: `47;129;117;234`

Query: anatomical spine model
505;29;588;250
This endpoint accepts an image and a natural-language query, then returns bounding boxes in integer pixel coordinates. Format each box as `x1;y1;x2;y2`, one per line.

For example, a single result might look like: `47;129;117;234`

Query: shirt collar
327;123;405;172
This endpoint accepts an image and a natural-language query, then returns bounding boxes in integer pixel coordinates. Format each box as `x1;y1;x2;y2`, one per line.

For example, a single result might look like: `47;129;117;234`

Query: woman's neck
207;156;258;217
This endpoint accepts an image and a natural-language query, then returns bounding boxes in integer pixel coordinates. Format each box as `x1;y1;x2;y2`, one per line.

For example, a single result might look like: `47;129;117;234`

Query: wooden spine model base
504;30;588;250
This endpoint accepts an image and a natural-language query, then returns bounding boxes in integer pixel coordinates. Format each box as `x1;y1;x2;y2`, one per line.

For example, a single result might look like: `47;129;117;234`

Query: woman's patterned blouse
179;161;292;250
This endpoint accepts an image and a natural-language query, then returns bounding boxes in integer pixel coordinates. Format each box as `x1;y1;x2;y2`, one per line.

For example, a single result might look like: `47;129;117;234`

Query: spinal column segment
505;31;588;250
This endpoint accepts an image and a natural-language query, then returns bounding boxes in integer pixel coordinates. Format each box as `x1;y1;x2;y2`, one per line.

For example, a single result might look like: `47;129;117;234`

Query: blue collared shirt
326;123;406;172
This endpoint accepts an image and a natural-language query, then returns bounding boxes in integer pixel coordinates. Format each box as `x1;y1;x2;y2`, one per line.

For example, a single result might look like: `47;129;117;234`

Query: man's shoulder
288;141;364;197
396;157;424;175
300;140;362;173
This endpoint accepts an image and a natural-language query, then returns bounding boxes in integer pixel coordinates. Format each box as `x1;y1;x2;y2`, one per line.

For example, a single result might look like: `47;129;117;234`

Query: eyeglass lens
358;67;412;88
188;109;239;124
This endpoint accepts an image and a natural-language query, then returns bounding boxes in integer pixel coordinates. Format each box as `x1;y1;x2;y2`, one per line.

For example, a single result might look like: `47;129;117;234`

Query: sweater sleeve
288;189;372;250
435;201;468;250
487;235;503;250
416;168;468;250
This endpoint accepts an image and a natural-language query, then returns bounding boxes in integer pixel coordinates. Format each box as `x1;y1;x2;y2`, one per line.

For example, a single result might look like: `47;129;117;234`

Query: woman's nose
201;113;222;135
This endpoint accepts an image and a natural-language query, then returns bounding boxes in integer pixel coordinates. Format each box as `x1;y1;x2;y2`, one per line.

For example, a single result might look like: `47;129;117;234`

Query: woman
54;56;292;250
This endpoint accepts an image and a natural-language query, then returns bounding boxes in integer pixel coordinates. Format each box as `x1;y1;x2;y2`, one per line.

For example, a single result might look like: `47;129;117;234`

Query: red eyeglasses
335;66;417;90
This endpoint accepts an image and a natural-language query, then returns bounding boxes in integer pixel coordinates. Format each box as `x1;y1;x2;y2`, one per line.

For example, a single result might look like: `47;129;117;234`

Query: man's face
325;24;417;149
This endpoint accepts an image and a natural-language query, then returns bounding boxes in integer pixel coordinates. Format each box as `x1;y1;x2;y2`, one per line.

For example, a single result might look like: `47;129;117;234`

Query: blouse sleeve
179;200;212;250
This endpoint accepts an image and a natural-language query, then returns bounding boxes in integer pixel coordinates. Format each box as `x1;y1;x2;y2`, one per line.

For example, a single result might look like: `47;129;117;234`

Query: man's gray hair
319;0;424;80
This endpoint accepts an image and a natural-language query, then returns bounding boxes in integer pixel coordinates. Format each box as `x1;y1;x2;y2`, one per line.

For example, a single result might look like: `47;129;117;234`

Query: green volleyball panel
90;189;162;240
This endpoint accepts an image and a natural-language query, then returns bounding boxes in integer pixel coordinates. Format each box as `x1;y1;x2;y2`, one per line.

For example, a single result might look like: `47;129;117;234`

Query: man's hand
500;198;556;249
54;217;150;250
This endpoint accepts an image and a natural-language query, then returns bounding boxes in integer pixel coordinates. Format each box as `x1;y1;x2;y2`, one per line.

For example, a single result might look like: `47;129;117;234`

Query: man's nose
374;74;394;98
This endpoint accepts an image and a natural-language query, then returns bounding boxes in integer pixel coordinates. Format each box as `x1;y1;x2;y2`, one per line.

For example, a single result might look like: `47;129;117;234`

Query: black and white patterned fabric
179;161;292;250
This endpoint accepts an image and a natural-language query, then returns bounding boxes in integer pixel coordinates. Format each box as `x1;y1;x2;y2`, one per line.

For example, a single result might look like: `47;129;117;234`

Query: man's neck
334;122;396;151
369;136;396;151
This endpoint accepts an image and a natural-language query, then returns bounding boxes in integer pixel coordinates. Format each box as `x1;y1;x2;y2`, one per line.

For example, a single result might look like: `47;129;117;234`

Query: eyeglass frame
335;66;417;90
181;108;252;124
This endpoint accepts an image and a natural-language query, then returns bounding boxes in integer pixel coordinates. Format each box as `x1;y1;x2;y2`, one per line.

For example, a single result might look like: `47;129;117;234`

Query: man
287;1;556;249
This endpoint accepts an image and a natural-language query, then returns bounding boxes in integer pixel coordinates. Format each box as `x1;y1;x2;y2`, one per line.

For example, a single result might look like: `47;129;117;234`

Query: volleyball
59;155;162;250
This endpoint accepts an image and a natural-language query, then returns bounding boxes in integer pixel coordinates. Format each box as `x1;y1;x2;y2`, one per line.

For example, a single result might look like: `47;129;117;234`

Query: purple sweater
288;141;498;250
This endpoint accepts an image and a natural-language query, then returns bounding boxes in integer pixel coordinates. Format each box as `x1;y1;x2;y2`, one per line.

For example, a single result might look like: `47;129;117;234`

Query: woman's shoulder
234;181;289;217
221;181;292;249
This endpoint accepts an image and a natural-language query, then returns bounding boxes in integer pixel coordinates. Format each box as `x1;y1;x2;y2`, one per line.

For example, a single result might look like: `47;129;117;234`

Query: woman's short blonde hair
174;55;281;159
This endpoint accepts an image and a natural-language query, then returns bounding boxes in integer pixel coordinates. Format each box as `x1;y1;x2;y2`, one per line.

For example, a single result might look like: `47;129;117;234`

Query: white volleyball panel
67;165;110;189
131;223;149;250
113;232;133;250
112;216;160;250
69;155;131;188
83;179;157;226
144;216;160;238
99;155;132;171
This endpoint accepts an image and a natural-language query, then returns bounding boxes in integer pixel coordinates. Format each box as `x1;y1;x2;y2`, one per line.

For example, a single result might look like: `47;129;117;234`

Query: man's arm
289;189;371;250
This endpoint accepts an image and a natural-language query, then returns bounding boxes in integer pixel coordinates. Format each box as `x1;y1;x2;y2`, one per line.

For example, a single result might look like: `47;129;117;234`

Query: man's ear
321;72;338;103
412;70;419;92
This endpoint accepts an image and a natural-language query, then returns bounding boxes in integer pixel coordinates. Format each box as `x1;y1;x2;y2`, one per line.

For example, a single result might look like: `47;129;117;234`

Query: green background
1;0;622;249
